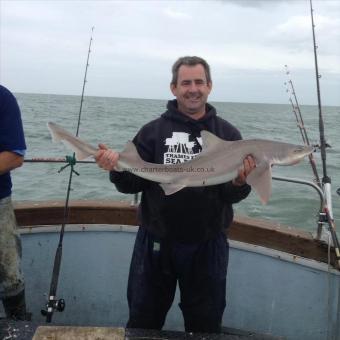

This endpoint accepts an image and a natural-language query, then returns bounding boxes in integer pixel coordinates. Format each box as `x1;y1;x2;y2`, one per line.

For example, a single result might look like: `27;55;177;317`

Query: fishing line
41;27;95;322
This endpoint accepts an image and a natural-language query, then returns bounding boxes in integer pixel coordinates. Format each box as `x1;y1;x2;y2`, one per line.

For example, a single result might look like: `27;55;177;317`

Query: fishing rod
25;158;94;164
284;66;309;145
41;27;95;322
310;0;327;182
284;65;321;187
25;158;94;174
309;0;340;268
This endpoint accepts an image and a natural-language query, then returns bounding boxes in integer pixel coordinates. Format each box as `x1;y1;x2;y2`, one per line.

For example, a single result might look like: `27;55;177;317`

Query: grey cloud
219;0;286;8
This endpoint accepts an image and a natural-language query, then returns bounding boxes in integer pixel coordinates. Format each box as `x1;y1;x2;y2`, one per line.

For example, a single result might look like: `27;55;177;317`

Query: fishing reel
313;142;331;149
41;297;66;322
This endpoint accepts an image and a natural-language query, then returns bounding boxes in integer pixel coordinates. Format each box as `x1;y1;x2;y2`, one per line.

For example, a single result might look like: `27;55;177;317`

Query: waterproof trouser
126;227;229;333
0;196;25;300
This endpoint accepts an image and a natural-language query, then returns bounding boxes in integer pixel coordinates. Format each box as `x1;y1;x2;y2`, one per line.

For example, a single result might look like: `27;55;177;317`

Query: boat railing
272;175;325;212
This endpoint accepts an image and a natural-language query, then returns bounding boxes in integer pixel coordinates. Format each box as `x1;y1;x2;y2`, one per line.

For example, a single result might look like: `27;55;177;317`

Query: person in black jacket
95;56;255;333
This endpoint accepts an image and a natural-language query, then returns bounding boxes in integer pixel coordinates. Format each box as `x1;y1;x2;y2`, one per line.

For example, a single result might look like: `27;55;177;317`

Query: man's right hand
95;144;119;171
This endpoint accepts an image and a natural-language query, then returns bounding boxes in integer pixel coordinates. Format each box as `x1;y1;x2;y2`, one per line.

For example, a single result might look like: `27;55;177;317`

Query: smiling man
170;60;212;119
96;56;255;333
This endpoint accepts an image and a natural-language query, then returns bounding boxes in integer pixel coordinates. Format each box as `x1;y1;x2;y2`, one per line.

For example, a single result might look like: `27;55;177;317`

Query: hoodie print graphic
163;132;203;165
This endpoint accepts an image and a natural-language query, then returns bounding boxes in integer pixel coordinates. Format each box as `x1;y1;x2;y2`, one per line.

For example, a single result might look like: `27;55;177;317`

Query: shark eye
293;147;304;153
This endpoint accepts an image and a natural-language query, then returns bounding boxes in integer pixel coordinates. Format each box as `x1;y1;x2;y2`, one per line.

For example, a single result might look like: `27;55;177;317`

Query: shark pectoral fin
246;162;272;205
159;183;186;195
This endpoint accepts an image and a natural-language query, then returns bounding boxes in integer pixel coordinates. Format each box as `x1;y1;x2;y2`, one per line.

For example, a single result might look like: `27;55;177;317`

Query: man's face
170;64;212;119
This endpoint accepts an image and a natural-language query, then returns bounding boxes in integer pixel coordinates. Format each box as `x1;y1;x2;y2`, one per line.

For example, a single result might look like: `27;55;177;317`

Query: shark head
276;144;314;165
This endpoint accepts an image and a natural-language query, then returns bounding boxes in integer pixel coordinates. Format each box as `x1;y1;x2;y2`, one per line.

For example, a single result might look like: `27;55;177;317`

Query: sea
12;93;340;237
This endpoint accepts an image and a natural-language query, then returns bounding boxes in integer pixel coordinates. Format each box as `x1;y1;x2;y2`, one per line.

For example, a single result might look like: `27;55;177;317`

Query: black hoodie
110;100;251;242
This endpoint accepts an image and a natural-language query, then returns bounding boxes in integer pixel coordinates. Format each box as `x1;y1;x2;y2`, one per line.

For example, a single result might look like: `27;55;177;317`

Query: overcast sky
1;0;339;105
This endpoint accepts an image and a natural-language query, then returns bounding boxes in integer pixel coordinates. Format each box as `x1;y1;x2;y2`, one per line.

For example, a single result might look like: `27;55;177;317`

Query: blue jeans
126;227;229;333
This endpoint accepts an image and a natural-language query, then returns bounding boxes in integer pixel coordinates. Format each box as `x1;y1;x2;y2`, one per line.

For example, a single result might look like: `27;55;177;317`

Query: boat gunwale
13;199;337;268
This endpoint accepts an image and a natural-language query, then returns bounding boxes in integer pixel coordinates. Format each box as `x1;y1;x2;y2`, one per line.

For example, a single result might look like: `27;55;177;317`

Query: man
96;56;255;333
0;85;29;320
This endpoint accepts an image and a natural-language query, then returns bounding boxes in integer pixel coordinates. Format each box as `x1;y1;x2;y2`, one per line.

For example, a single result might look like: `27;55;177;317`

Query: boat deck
0;320;284;339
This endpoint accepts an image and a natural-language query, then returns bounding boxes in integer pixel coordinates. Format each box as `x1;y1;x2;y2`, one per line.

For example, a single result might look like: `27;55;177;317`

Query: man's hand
95;144;119;171
232;155;256;186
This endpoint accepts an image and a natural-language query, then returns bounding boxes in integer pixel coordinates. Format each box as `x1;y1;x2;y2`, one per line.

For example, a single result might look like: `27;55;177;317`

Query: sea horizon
10;93;340;237
13;91;340;108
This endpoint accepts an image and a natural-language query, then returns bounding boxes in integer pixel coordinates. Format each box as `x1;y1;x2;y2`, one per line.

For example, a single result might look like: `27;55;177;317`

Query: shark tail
47;122;96;160
63;140;94;160
47;122;63;143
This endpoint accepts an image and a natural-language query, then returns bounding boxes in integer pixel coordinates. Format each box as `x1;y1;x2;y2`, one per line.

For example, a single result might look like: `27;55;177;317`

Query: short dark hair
171;56;212;85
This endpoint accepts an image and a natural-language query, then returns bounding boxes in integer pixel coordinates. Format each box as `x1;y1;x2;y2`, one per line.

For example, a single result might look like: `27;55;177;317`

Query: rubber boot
2;290;31;321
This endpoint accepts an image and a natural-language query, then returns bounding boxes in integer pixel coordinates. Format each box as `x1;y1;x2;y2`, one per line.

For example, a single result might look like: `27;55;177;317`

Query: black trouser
126;227;229;333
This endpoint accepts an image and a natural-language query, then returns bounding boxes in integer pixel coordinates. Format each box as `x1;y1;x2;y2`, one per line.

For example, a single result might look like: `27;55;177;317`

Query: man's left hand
232;155;256;186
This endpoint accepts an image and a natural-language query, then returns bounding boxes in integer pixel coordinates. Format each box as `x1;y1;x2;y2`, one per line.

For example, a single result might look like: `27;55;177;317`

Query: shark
47;122;314;204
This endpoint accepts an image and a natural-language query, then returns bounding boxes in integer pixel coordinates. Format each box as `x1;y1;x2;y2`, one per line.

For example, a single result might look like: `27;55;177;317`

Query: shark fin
117;141;144;171
246;162;272;205
120;141;138;157
200;130;234;150
159;183;186;195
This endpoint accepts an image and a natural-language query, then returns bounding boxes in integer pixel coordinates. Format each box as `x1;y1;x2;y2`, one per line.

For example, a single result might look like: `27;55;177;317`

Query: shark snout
279;145;314;165
304;145;315;156
290;145;314;164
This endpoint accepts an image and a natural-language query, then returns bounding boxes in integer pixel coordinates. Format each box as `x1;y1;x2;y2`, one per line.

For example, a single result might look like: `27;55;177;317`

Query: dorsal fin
200;130;227;150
